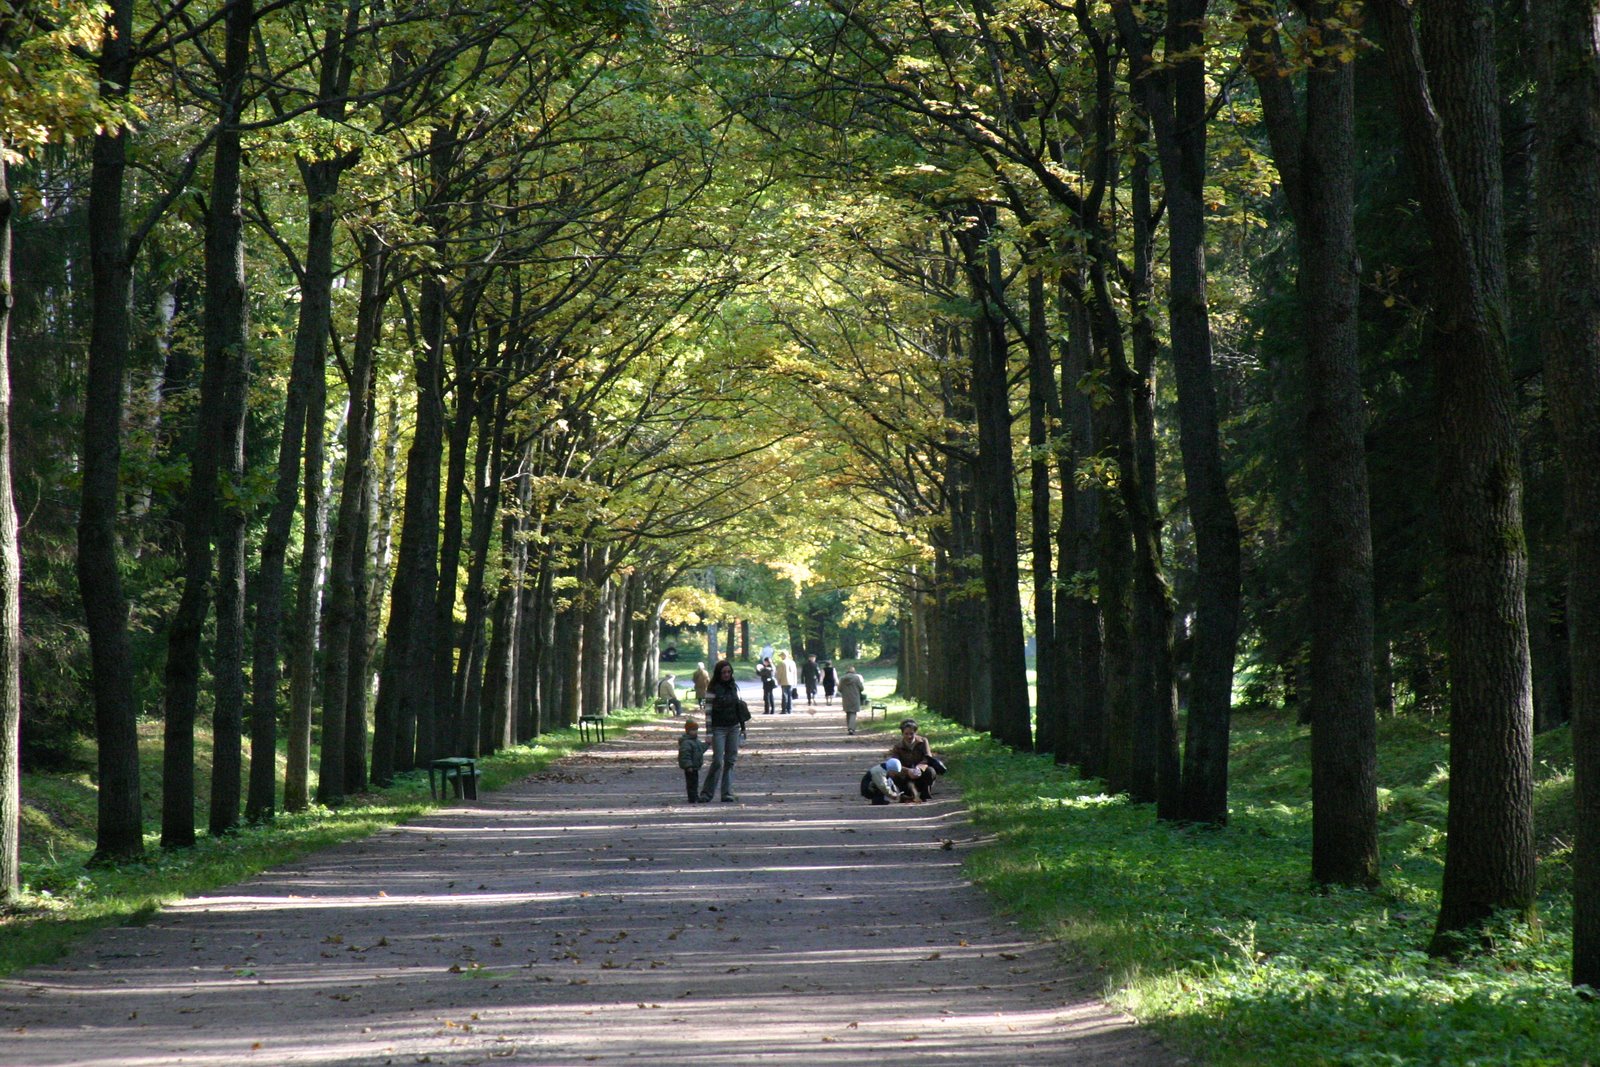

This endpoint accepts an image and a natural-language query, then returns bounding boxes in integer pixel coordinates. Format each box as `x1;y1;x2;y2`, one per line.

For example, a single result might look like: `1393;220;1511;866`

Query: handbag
927;755;948;776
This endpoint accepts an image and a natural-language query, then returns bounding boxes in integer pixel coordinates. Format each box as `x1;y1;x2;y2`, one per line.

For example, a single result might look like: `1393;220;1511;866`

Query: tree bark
162;0;254;846
205;0;257;838
1127;137;1182;816
317;239;381;805
1248;0;1379;883
1370;0;1536;952
251;154;343;821
1114;0;1243;823
1530;0;1600;988
1059;274;1103;775
1027;267;1060;756
80;0;145;864
0;154;24;899
958;205;1032;750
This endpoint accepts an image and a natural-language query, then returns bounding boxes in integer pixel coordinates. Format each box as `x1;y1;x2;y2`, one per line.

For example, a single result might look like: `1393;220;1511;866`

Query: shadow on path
0;692;1178;1065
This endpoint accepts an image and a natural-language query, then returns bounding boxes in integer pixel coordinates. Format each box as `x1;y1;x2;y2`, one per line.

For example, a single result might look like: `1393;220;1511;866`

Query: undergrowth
913;709;1596;1067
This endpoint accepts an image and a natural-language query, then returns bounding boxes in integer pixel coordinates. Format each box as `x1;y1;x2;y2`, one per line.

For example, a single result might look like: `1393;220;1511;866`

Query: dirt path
0;690;1178;1066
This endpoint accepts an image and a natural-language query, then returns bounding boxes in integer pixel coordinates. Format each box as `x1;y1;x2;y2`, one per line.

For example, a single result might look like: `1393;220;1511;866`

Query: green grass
911;706;1596;1066
2;705;656;977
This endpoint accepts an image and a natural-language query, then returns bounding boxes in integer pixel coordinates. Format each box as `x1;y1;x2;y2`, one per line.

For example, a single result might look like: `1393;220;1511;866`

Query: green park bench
427;756;479;801
579;713;607;743
870;702;887;720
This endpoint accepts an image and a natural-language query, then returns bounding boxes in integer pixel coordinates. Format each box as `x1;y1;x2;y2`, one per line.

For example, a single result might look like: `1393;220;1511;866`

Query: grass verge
902;707;1593;1066
1;705;656;978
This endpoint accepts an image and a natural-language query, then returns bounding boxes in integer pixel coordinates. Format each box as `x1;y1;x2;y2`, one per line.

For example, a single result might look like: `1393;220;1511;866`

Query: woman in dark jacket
698;660;747;802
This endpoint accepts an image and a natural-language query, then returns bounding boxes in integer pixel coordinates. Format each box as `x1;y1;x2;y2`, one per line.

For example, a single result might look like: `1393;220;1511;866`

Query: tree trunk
1114;0;1242;822
369;280;444;781
1371;0;1536;952
1060;275;1103;775
430;319;482;758
483;550;517;754
205;0;257;839
1249;1;1380;883
958;206;1032;750
80;0;145;864
455;385;504;754
249;165;325;819
284;351;327;811
1127;137;1182;815
0;154;24;899
1530;0;1600;988
162;0;254;846
317;240;381;806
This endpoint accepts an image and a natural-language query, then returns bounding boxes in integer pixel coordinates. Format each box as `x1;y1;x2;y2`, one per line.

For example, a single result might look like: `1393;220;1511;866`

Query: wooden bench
654;699;677;717
870;702;887;720
579;714;607;743
428;756;479;801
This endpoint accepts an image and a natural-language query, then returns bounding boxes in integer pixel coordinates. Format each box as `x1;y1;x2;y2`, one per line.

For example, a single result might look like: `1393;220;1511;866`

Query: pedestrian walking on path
774;650;796;713
698;659;749;802
838;662;867;734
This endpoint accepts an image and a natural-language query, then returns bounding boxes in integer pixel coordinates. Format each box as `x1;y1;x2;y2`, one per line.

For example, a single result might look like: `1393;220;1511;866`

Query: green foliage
935;708;1593;1066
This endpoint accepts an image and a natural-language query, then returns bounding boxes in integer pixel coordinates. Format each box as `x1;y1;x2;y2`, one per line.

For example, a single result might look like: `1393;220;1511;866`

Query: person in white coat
773;651;796;714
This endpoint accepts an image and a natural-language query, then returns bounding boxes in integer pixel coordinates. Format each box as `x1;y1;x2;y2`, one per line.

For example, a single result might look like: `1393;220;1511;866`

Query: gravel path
0;688;1178;1066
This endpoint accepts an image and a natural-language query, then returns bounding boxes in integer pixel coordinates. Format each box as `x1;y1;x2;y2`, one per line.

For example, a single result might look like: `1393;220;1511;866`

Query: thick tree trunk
162;0;254;846
1371;0;1536;952
0;155;23;899
284;355;327;811
455;388;503;754
1251;3;1380;883
1115;0;1242;822
959;208;1031;750
251;155;346;820
1530;0;1600;988
1127;143;1182;816
483;551;517;754
1059;276;1103;775
342;290;383;795
80;1;145;863
204;0;257;839
1300;21;1379;886
369;279;444;782
317;241;381;806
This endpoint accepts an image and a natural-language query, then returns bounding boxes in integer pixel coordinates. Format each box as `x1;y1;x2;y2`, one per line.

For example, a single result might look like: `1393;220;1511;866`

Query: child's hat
883;758;902;773
684;719;699;729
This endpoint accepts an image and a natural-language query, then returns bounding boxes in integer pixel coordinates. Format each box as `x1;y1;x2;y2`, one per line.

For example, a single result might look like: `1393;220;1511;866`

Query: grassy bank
886;706;1593;1065
2;706;655;977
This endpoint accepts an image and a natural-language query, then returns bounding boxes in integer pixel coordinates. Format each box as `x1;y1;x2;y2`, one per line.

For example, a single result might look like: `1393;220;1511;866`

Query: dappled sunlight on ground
0;690;1175;1066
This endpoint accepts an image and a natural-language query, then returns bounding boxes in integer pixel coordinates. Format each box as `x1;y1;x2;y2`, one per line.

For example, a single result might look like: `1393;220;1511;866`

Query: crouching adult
887;718;943;800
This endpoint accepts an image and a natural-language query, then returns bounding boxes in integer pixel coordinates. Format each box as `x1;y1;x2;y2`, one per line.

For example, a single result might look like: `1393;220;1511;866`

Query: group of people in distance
670;656;943;808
